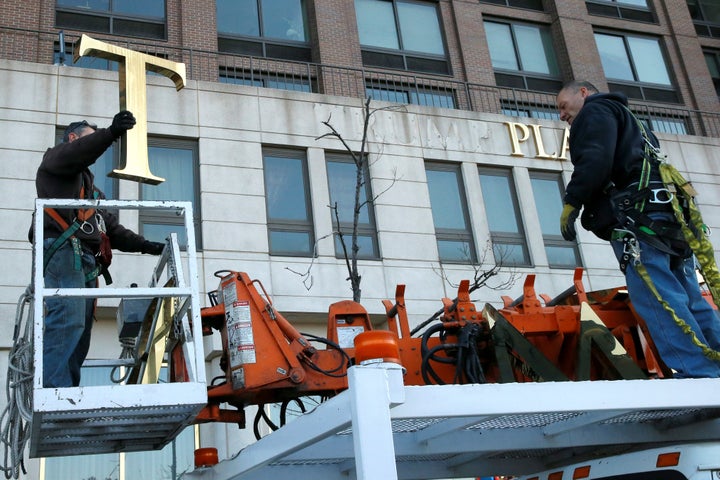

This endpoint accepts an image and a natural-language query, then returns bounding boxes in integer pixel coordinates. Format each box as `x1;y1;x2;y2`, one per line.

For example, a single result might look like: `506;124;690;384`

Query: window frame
704;50;720;98
55;0;167;40
585;0;656;23
483;19;563;93
355;0;451;75
263;147;316;257
425;162;477;264
365;81;457;109
478;0;544;11
325;153;381;261
688;0;720;38
216;0;312;62
478;166;531;268
528;171;582;269
138;137;202;251
594;30;679;103
219;67;315;93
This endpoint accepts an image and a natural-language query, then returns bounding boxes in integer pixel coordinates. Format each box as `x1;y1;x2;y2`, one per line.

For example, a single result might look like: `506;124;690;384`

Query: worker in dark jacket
557;80;720;378
33;111;164;388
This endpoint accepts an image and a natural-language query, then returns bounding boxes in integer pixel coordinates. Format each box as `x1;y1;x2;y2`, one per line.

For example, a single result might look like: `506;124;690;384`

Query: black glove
110;110;136;138
141;240;165;255
560;203;580;241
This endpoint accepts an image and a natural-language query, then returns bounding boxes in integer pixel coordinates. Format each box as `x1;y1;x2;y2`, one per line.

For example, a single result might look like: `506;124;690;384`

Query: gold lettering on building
505;122;530;157
505;121;570;161
74;34;187;185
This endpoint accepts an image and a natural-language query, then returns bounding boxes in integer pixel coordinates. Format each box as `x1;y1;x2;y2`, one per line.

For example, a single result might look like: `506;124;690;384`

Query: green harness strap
622;108;720;362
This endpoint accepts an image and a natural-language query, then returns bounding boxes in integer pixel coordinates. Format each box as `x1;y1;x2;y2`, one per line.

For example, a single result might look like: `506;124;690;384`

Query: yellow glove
560;203;579;241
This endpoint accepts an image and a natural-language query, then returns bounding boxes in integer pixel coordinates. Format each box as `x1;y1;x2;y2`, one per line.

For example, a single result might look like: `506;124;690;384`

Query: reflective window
586;0;654;22
479;0;544;10
595;33;671;85
264;149;314;256
705;50;720;96
55;0;166;39
220;70;313;92
529;172;581;268
355;0;449;74
478;167;530;266
426;163;476;263
366;85;456;109
688;0;720;24
217;0;307;42
140;139;201;250
326;155;380;259
485;21;559;76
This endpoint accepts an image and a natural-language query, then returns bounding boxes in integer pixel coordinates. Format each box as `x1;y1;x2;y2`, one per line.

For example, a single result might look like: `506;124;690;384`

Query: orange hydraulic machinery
186;270;372;431
182;267;680;433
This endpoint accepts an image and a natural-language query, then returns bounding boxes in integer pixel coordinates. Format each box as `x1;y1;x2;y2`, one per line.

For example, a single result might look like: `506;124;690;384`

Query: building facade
1;1;719;479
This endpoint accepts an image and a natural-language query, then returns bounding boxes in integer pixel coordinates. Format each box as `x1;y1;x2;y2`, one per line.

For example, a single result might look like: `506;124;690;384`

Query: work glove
110;110;136;138
141;240;165;255
560;203;579;241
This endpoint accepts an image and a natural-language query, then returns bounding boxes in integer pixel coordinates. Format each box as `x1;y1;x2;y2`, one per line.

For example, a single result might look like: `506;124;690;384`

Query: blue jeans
611;232;720;378
43;238;97;387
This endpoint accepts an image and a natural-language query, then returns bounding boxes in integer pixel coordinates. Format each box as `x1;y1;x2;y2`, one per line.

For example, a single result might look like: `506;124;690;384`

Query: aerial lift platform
28;199;207;458
184;362;720;480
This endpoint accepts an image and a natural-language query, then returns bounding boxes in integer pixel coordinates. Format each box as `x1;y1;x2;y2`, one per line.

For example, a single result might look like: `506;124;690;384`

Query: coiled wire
1;286;35;479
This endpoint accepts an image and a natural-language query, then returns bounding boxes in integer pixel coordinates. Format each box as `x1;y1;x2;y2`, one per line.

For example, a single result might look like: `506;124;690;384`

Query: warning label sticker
224;292;256;368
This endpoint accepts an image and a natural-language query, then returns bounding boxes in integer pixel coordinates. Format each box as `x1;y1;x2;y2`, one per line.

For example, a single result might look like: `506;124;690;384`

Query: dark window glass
217;0;308;42
479;0;544;11
326;155;380;260
56;0;166;39
688;0;720;24
479;167;530;267
220;70;313;92
705;51;720;97
263;149;314;256
366;85;456;109
586;0;654;22
139;139;201;250
355;0;449;74
529;172;581;268
426;163;476;263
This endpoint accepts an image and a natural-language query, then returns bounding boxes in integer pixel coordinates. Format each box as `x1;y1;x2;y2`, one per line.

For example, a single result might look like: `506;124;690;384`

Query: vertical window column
478;167;530;267
426;163;476;263
263;148;315;256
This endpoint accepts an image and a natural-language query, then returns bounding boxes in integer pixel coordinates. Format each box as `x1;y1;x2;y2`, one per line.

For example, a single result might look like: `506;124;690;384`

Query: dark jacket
563;92;661;240
31;127;148;254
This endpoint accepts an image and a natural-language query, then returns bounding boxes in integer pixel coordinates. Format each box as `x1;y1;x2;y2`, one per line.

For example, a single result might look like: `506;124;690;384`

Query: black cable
299;332;351;377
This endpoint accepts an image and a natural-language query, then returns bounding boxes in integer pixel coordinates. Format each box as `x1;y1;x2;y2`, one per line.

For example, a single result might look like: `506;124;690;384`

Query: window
42;367;195;480
478;167;530;267
484;20;562;93
263;149;315;256
365;82;456;109
529;172;581;268
479;0;544;11
501;102;560;120
219;68;313;92
586;0;655;23
704;50;720;97
55;0;166;40
355;0;450;75
426;163;476;263
594;32;678;103
216;0;311;62
326;154;380;260
636;114;688;135
688;0;720;38
139;138;201;250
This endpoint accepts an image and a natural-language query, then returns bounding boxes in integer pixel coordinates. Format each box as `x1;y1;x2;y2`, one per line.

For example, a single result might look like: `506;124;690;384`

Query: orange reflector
573;465;591;479
657;452;681;467
548;471;563;480
195;447;219;468
354;330;401;366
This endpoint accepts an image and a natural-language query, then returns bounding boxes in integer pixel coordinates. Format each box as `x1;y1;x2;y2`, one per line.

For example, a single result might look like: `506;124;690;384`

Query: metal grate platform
185;367;720;480
31;383;206;457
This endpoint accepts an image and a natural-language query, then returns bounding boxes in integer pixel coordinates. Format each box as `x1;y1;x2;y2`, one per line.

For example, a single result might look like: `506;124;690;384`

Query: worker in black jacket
557;80;720;378
33;111;164;388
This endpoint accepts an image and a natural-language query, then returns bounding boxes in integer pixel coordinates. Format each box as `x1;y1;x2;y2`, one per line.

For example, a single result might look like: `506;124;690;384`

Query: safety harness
610;107;720;362
43;186;111;284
